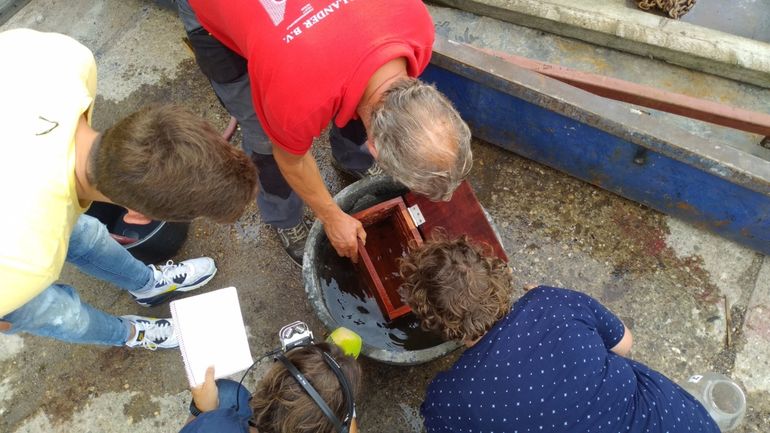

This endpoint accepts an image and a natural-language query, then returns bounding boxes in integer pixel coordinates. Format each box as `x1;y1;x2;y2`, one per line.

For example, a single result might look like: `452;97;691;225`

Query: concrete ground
1;1;768;432
681;0;770;44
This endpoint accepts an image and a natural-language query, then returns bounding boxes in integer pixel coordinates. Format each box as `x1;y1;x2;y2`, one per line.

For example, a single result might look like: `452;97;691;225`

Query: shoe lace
135;320;173;350
365;163;384;177
158;260;188;284
278;223;308;244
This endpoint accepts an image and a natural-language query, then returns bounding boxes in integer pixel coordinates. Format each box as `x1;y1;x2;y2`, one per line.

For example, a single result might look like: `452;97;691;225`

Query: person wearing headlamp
181;327;362;433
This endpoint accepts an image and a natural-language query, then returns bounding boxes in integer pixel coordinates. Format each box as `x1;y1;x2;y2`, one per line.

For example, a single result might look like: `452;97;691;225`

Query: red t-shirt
189;0;434;155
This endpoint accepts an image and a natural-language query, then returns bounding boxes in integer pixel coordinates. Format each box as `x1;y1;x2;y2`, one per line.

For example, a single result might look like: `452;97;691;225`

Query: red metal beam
477;47;770;137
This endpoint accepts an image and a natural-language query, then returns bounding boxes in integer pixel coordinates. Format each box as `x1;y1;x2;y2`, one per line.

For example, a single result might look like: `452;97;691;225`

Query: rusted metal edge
431;37;770;196
474;47;770;137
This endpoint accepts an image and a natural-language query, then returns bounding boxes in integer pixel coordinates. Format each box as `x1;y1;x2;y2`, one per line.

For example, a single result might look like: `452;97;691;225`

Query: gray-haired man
177;0;472;266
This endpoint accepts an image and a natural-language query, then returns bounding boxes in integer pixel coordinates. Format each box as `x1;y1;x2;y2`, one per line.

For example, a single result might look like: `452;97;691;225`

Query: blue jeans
1;214;155;346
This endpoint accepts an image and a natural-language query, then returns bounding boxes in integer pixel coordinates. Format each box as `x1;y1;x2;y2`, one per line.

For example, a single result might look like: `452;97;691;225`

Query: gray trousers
176;0;373;228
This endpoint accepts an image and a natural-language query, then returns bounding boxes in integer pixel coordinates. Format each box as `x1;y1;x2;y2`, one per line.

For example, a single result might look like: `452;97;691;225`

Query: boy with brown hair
181;343;361;433
400;236;720;433
0;28;258;350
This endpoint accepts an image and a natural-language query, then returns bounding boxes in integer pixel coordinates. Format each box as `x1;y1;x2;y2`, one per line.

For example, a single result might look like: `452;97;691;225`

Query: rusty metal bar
476;47;770;137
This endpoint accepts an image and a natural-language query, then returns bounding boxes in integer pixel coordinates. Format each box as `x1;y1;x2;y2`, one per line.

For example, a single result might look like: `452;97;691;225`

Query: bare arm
272;144;366;262
610;325;633;357
183;366;219;426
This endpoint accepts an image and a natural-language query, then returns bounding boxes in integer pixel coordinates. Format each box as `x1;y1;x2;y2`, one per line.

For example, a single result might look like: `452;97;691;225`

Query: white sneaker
130;257;217;307
123;315;178;350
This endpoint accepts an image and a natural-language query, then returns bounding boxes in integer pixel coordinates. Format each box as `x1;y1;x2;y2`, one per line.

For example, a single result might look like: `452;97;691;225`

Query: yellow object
0;29;95;317
327;327;363;359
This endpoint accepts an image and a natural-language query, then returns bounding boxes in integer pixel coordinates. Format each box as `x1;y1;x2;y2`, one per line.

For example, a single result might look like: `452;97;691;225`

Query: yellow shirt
0;29;96;317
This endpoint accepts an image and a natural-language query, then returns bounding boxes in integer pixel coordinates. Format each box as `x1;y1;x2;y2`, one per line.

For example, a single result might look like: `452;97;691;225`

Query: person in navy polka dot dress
399;236;720;433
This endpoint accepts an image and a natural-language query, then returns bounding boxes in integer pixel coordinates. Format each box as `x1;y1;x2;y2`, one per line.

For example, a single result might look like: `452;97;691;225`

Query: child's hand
523;284;538;291
191;366;219;413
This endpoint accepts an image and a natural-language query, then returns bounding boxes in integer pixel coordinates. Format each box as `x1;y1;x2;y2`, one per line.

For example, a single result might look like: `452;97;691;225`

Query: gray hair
371;78;472;201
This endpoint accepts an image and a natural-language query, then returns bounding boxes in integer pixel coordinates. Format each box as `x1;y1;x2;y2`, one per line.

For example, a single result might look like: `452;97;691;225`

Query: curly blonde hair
399;236;513;342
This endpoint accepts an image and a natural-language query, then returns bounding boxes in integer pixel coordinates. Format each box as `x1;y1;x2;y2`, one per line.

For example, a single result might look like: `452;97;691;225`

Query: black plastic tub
85;202;190;264
303;176;461;365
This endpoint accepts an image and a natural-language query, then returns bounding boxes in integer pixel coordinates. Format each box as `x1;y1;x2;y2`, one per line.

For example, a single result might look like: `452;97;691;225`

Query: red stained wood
352;197;423;320
404;180;508;262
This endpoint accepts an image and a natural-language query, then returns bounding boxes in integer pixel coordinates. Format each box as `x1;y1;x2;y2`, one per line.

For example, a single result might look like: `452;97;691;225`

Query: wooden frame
352;197;423;320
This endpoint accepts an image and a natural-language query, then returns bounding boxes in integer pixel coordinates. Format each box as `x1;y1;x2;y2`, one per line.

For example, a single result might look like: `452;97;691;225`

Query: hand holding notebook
170;287;253;387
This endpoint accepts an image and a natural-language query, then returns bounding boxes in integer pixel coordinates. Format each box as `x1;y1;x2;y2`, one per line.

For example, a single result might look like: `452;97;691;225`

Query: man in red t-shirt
176;0;472;266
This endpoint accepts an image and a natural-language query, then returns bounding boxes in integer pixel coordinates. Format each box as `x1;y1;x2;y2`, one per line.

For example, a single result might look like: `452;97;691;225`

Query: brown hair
89;105;257;222
399;235;513;342
251;343;361;433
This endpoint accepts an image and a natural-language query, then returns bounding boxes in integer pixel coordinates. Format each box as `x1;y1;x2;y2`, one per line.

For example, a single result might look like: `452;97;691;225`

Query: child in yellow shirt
0;29;258;349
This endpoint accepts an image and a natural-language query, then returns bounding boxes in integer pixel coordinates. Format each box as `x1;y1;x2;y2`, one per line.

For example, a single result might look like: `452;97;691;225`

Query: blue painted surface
423;64;770;255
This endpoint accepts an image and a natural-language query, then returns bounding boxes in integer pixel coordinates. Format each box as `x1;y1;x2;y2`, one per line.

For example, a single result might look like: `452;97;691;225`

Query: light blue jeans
1;214;155;346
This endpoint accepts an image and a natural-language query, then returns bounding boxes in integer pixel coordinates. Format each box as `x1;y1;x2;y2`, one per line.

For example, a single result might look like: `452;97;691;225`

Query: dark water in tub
318;239;444;352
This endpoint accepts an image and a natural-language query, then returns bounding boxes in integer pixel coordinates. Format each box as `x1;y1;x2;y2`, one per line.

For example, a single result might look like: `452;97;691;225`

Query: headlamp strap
276;353;344;432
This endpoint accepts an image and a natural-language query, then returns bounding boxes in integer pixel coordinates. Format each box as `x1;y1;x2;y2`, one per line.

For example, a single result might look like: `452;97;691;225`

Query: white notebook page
170;287;253;387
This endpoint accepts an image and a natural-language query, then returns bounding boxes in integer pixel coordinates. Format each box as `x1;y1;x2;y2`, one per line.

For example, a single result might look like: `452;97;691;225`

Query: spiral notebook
170;287;253;387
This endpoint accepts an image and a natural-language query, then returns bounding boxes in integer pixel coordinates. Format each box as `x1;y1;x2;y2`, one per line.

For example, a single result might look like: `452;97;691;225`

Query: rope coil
636;0;696;19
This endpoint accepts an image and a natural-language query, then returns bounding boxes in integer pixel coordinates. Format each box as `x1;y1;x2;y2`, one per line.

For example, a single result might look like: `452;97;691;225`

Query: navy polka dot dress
421;287;719;433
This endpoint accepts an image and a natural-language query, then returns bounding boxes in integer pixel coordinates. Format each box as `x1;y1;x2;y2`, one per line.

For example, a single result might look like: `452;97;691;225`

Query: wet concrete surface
1;1;769;432
680;0;770;44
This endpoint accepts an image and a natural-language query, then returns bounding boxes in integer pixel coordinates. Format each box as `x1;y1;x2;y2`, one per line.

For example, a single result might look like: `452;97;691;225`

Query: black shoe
328;122;383;180
330;158;385;180
276;220;310;267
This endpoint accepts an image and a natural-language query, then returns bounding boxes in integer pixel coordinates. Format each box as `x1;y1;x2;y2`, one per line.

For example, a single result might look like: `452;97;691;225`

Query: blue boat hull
424;37;770;255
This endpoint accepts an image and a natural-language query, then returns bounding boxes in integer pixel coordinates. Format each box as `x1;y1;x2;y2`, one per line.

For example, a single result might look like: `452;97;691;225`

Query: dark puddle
317;239;444;352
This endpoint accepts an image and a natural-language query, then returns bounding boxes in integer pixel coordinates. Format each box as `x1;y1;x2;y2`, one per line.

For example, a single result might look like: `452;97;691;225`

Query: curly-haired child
400;236;719;433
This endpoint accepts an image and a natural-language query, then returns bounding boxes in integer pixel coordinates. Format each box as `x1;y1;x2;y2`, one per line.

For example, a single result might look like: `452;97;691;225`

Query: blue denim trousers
1;214;155;346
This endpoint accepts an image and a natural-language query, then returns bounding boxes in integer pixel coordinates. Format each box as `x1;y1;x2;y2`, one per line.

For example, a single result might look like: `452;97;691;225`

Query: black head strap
320;350;355;430
276;352;344;432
